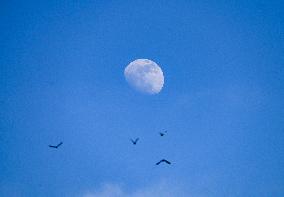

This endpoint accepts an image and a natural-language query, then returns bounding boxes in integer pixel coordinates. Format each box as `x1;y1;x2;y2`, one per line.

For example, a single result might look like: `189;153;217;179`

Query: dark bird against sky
159;131;167;136
130;138;139;145
156;159;171;165
49;142;63;149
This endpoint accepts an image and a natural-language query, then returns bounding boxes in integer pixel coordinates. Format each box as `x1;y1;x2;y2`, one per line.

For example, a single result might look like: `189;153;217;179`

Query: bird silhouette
156;159;171;165
159;131;167;136
130;138;139;145
49;142;63;149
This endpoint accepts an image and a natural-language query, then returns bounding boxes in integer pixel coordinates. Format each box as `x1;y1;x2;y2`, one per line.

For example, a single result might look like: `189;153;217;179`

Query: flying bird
130;138;139;145
159;131;167;136
156;159;171;165
49;142;63;149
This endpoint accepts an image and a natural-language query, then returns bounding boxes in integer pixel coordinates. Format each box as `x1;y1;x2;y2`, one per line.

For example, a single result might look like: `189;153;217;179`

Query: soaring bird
159;131;167;136
130;138;139;145
156;159;171;165
49;142;63;149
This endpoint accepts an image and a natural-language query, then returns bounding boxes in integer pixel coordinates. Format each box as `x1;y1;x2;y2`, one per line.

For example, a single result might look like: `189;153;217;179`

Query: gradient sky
1;1;284;196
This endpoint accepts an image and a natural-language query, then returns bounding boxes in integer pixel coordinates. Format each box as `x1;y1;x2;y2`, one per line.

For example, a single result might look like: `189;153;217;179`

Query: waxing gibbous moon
124;59;164;94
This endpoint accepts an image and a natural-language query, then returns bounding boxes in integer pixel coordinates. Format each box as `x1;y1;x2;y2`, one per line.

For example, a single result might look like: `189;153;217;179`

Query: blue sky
1;0;284;196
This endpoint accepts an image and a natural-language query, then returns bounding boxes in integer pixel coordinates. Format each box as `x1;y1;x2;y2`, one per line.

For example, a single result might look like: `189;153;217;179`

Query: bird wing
135;138;139;143
156;160;162;165
164;160;171;164
56;142;63;148
49;145;57;148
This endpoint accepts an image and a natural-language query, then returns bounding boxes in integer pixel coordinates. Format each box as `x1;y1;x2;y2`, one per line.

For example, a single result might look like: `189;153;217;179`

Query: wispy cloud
81;181;189;197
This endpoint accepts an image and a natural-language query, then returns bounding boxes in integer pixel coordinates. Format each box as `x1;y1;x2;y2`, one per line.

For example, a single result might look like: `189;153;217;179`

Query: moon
124;59;164;94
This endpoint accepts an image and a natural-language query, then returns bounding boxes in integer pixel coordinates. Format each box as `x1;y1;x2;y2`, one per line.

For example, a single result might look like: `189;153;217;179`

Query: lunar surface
124;59;164;94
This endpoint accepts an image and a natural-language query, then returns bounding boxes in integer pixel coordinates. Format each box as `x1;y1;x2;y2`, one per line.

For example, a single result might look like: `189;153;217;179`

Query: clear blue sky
1;1;284;196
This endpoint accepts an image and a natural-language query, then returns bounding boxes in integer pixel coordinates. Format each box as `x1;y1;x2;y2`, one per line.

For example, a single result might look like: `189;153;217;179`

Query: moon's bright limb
124;59;164;94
